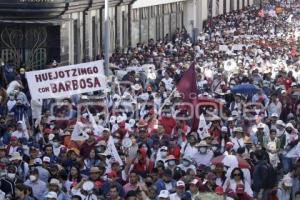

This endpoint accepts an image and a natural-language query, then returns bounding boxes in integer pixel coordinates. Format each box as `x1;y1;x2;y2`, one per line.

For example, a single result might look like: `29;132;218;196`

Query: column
239;0;243;9
249;0;253;5
234;0;237;10
244;0;247;7
182;0;195;36
88;11;93;60
226;0;230;13
197;0;208;32
219;0;224;15
212;0;217;17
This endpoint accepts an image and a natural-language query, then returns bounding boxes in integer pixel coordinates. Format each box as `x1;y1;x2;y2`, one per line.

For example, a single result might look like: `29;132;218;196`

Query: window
141;7;148;19
73;19;79;64
171;3;177;13
92;16;96;60
132;9;140;21
164;4;171;14
178;2;183;12
157;5;163;15
150;6;157;18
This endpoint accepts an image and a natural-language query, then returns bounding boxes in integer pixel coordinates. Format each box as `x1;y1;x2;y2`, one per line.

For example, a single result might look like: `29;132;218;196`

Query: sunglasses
233;173;241;177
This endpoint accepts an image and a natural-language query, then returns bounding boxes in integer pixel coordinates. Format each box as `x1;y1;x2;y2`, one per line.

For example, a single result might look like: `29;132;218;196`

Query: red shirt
159;116;176;135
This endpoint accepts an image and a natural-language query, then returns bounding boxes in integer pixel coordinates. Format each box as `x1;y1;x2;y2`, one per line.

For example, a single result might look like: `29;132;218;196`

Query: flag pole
158;88;177;115
104;0;110;76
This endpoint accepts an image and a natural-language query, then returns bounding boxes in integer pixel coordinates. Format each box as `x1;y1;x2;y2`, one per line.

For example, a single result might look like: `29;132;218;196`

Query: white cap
276;120;286;127
48;133;55;141
271;113;279;118
110;116;116;124
116;116;124;123
176;180;185;187
33;158;42;165
257;123;264;129
158;190;170;198
283;174;293;187
221;126;228;132
286;123;294;129
160;146;168;151
82;181;94;191
43;156;50;163
45;191;57;199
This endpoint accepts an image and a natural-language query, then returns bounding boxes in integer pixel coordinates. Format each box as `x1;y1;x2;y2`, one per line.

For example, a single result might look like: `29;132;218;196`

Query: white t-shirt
170;193;181;200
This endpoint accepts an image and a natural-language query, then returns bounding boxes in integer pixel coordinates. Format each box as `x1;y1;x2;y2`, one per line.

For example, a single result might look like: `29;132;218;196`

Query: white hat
233;127;244;133
43;156;51;163
112;94;121;100
9;152;22;161
276;120;286;127
128;119;136;128
82;181;94;191
48;133;55;141
221;126;228;132
116;116;124;123
271;113;279;118
45;191;57;199
231;110;239;117
33;158;42;165
283;174;293;187
228;117;235;121
110;116;116;124
131;84;142;91
158;190;170;198
286;123;294;129
182;156;193;163
211;115;221;121
190;178;199;185
160;146;168;151
176;180;185;187
196;140;210;147
257;123;264;129
49;178;62;188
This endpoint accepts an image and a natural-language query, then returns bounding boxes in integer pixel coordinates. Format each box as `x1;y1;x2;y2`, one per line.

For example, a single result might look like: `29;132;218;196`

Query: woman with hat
275;174;293;200
231;127;246;153
224;167;253;199
209;116;222;143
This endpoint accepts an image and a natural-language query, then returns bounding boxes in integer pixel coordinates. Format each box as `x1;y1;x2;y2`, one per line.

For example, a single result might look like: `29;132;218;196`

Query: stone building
0;0;255;69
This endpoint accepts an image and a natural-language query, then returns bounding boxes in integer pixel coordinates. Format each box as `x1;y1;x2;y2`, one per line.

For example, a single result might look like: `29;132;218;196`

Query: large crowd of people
0;0;300;200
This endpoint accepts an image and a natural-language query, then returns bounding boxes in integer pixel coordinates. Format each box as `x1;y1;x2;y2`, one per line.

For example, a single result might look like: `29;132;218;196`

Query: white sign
107;136;124;166
25;61;107;100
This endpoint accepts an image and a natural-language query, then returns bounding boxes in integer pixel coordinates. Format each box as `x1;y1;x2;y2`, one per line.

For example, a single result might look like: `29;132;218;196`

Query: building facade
0;0;255;69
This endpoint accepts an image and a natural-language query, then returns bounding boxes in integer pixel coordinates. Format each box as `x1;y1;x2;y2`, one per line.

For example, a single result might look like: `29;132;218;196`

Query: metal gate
0;26;47;70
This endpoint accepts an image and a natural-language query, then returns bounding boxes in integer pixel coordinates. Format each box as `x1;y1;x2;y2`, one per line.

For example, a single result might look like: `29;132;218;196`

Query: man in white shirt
193;141;214;166
11;121;29;140
170;180;186;200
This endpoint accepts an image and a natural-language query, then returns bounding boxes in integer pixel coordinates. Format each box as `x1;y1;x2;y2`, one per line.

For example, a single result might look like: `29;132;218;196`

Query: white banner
25;61;107;100
107;136;124;166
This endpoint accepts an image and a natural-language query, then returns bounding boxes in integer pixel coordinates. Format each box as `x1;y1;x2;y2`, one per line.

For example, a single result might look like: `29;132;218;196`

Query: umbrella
211;155;251;169
231;83;259;95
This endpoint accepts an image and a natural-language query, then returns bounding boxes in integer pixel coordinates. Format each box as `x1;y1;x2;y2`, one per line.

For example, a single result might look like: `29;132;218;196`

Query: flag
197;114;210;139
176;63;198;130
107;136;124;166
87;109;101;136
258;9;265;17
71;122;89;141
176;63;197;102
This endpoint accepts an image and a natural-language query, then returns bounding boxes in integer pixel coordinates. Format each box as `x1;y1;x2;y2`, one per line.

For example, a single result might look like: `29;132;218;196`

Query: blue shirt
24;179;48;199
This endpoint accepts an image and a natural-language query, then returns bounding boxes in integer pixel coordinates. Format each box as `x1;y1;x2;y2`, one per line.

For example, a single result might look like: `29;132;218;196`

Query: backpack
263;162;277;189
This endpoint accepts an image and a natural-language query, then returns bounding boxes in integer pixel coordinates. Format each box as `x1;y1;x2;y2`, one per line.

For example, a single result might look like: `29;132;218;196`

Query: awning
132;0;186;9
0;19;67;25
